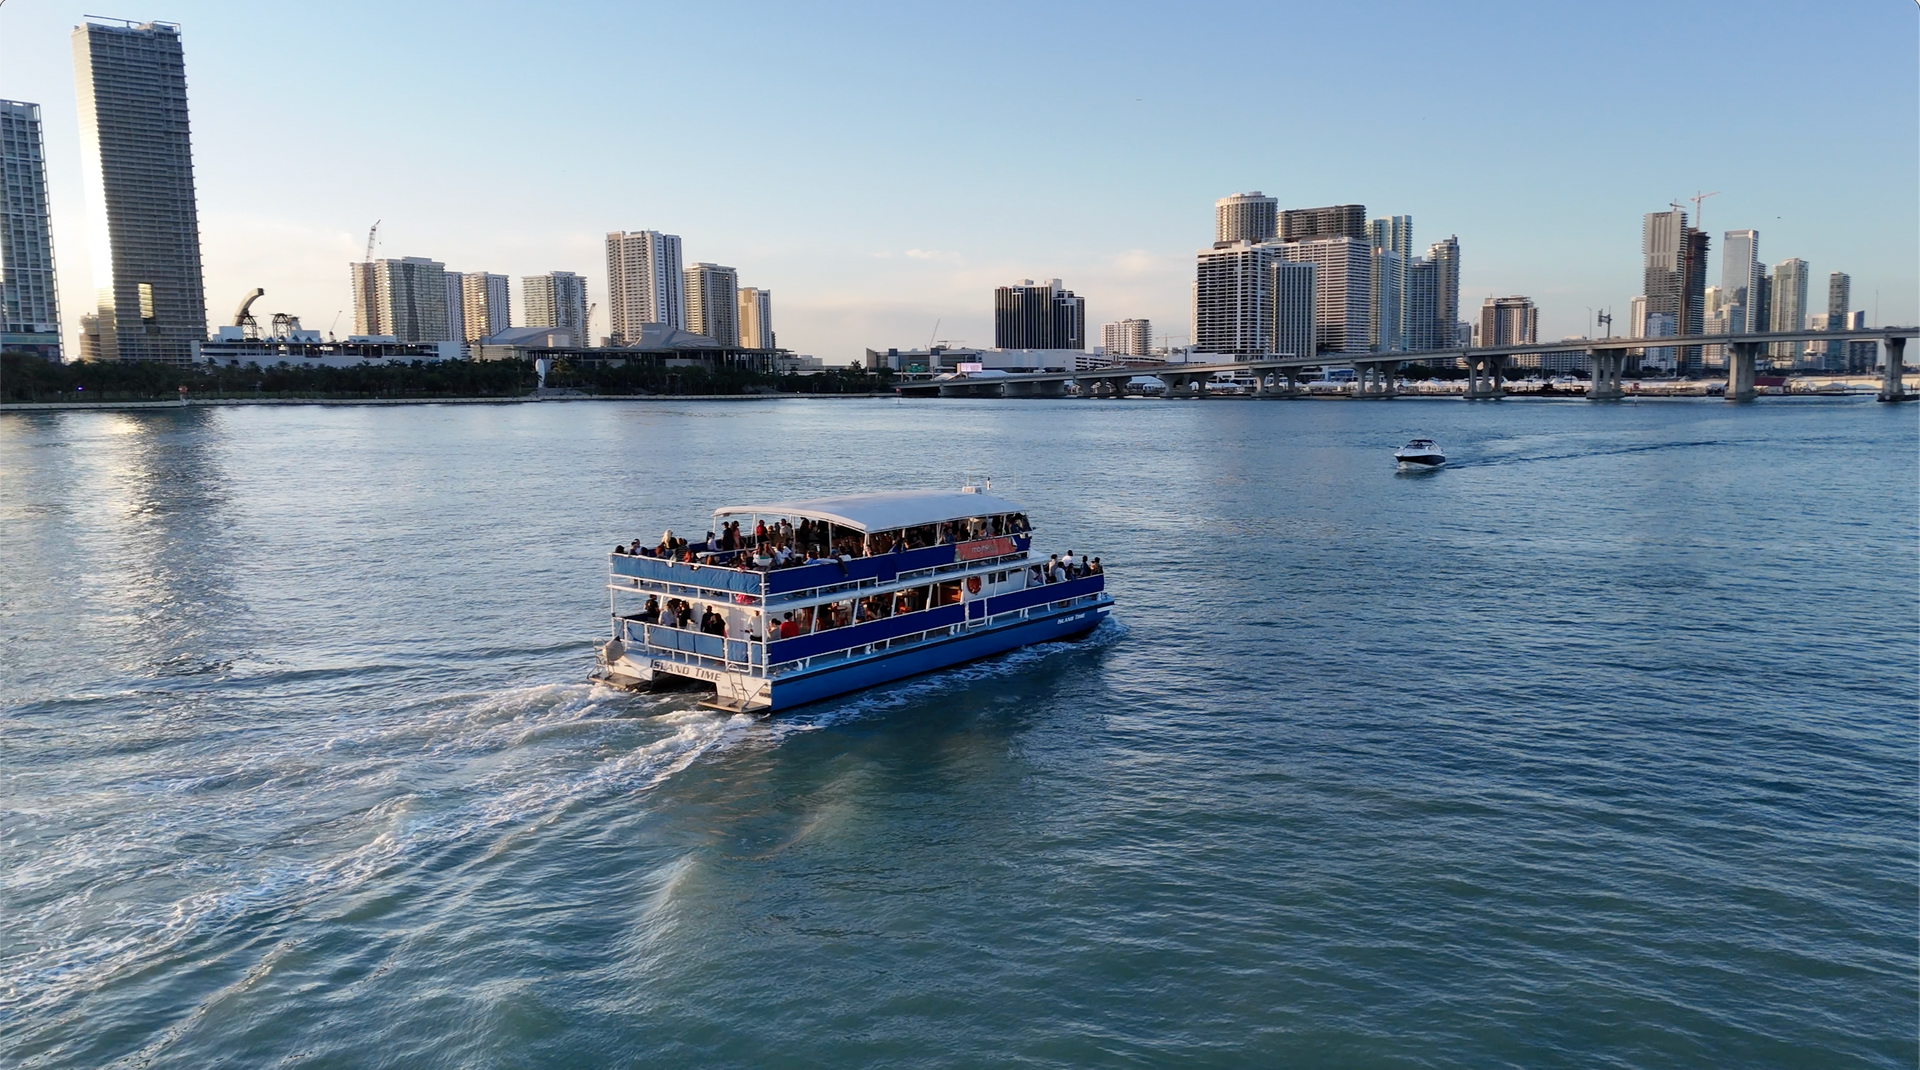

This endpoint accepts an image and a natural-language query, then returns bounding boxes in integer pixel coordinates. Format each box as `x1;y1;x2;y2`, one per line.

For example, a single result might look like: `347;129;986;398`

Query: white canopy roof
713;489;1026;534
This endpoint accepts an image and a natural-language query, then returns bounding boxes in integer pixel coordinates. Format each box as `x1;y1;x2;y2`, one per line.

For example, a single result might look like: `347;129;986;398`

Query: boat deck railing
611;534;1034;605
615;575;1108;681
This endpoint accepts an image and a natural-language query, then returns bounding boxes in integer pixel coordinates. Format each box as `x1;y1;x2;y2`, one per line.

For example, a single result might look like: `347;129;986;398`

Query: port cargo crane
232;287;265;340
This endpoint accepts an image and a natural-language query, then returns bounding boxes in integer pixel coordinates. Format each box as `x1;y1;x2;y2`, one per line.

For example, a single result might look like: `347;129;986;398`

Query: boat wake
4;620;1121;1051
0;680;752;1045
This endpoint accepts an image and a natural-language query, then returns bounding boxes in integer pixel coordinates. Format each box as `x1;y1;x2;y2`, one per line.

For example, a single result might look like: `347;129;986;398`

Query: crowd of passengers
612;512;1033;570
622;552;1102;643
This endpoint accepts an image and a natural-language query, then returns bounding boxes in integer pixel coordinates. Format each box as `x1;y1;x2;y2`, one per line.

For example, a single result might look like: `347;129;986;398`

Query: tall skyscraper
350;257;449;342
1280;204;1366;244
460;272;509;342
1270;261;1315;359
524;271;589;346
1367;215;1412;350
1192;243;1318;357
1215;192;1277;243
1642;208;1709;372
736;286;774;349
1278;237;1372;354
1370;247;1405;351
1101;318;1152;357
1720;229;1761;333
1;100;62;360
994;279;1084;349
1366;215;1413;258
443;272;464;345
606;230;684;343
1702;285;1734;366
71;19;206;365
1479;296;1538;349
1823;272;1851;370
1768;258;1808;360
683;263;739;346
1194;244;1279;356
1428;236;1460;348
1404;257;1439;351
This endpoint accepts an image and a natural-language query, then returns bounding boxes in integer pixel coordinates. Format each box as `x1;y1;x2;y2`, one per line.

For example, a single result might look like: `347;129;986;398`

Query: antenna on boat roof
961;471;991;493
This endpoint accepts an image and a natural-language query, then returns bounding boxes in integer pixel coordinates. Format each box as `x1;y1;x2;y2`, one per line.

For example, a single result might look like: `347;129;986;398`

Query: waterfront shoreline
6;389;1902;413
0;392;898;412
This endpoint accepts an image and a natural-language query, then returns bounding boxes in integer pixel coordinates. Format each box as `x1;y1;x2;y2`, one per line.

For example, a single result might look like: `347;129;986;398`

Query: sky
4;0;1916;360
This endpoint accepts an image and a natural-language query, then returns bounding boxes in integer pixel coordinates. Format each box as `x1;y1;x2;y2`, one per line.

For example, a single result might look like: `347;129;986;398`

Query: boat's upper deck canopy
713;489;1026;534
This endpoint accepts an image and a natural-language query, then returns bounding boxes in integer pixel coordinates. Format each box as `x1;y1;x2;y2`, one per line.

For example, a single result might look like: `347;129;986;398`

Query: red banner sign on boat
956;536;1016;561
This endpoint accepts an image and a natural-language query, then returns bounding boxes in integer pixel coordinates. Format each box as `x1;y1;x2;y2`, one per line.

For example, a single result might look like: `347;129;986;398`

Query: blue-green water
2;397;1915;1069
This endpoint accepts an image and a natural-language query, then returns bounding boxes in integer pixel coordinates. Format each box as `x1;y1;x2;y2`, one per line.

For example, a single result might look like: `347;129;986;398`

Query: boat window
814;599;855;631
892;585;931;615
857;593;893;622
830;527;864;558
936;581;963;606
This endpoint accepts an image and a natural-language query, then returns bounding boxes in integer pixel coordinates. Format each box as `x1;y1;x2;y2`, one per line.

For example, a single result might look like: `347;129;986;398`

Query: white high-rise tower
524;271;590;346
606;230;684;343
1215;192;1278;243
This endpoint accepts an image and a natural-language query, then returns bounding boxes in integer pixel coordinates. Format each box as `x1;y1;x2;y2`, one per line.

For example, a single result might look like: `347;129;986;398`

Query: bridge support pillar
1355;360;1399;398
1727;341;1760;402
1881;337;1911;402
1587;349;1626;400
1464;353;1505;399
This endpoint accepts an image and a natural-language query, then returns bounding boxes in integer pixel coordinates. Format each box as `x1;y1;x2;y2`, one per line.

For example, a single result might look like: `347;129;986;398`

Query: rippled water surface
2;397;1915;1068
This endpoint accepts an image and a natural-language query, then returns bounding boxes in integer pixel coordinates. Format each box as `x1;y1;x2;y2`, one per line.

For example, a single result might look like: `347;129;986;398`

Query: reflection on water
0;399;1914;1070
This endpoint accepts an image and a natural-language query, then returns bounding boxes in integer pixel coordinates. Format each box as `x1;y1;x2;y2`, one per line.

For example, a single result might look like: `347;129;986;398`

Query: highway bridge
895;327;1916;403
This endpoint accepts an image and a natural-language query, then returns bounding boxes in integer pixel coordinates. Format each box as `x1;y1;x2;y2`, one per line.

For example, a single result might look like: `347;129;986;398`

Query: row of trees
0;354;897;404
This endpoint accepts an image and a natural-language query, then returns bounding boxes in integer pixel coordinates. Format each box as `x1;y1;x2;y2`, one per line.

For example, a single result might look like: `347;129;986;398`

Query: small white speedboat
1394;438;1445;469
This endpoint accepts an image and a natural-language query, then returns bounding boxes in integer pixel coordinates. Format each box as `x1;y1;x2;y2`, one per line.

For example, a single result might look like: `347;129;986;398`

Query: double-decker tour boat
593;486;1113;714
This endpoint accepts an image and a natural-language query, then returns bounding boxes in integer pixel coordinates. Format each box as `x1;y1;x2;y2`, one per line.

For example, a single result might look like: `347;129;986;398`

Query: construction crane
584;302;597;345
232;287;265;340
364;220;380;264
1689;190;1720;233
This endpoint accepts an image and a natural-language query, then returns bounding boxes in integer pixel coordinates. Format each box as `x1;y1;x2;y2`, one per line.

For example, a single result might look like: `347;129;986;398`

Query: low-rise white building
197;325;460;367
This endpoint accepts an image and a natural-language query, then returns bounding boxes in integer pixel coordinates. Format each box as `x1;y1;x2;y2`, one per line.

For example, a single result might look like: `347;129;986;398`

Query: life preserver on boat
966;576;982;594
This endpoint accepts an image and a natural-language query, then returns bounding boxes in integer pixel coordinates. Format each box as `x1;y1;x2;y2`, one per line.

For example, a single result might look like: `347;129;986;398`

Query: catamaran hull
599;602;1108;712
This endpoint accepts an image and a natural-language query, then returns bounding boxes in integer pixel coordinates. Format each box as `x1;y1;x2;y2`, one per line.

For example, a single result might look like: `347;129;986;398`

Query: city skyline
2;0;1914;361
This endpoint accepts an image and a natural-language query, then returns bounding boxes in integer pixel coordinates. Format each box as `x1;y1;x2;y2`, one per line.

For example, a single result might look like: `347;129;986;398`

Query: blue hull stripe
762;606;1108;710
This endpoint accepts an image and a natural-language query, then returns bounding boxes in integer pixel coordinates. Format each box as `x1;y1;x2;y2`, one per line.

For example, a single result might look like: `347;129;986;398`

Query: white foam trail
0;682;740;1030
6;623;1124;1032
